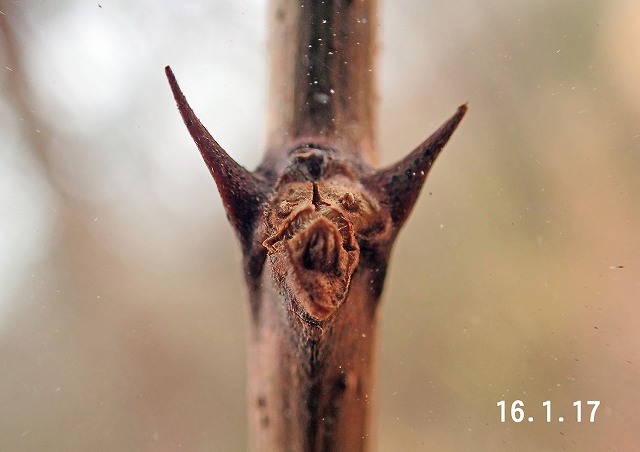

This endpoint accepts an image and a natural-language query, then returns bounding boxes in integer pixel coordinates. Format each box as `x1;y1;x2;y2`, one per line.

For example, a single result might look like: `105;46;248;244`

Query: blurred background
1;0;638;450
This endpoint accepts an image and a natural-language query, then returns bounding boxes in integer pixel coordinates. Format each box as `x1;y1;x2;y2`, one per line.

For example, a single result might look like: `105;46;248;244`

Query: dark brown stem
166;0;466;450
265;0;378;167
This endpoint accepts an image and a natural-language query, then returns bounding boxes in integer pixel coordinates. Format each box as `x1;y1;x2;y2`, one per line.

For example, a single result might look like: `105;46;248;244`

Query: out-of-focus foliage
1;1;638;450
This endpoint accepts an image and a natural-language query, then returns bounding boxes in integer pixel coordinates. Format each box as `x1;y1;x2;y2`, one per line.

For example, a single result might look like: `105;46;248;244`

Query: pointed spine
165;66;267;244
363;104;467;229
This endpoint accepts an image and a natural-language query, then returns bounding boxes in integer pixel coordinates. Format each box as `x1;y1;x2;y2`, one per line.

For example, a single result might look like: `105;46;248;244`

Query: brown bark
166;0;466;450
265;0;378;166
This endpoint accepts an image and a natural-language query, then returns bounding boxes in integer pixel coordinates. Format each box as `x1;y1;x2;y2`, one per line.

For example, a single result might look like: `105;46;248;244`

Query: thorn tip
165;65;265;243
363;105;467;229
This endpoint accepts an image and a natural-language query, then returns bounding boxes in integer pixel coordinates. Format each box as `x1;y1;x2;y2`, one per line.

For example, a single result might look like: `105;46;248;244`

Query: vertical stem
248;267;380;451
166;1;466;450
265;0;378;166
248;2;380;450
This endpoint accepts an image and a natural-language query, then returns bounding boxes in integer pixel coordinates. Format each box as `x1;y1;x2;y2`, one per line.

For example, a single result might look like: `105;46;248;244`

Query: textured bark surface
166;0;466;450
265;0;378;167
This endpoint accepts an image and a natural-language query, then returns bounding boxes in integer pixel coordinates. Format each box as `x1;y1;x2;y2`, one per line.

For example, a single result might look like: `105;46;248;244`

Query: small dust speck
313;92;330;104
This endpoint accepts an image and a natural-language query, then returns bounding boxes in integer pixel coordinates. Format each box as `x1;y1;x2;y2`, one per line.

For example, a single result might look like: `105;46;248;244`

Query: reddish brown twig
166;1;466;450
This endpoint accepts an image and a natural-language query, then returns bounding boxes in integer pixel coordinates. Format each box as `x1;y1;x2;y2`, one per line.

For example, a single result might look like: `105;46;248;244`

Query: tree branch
166;0;466;450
